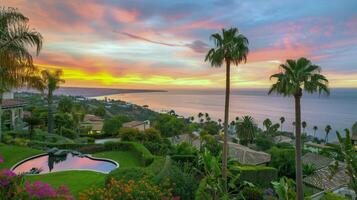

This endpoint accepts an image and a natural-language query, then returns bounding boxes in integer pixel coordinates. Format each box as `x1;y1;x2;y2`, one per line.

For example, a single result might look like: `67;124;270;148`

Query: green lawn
0;145;44;169
92;151;141;168
25;171;106;197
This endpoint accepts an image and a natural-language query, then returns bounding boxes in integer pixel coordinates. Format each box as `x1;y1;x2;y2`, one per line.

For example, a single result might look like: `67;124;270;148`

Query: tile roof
227;142;271;165
123;121;146;128
1;99;26;109
302;152;333;170
303;164;349;191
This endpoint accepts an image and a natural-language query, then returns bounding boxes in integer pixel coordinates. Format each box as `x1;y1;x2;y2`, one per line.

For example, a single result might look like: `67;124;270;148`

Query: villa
1;92;26;130
122;120;150;131
81;114;104;134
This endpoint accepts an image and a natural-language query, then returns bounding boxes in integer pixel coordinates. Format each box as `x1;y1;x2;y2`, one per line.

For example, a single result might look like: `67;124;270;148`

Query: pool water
12;153;118;174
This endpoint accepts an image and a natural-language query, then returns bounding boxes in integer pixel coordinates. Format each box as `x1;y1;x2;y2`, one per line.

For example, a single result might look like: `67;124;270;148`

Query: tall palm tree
279;116;285;132
236;116;256;145
0;7;43;140
324;125;332;144
205;28;249;191
302;121;307;134
263;118;272;132
39;69;65;134
313;126;318;138
268;57;329;199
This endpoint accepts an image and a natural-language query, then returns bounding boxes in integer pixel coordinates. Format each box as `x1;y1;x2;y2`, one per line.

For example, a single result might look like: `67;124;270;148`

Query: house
82;114;104;134
122;120;150;131
302;152;354;198
227;142;271;165
273;135;293;144
1;92;26;130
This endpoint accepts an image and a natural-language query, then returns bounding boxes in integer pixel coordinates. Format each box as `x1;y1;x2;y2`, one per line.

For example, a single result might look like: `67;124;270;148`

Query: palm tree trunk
294;92;304;200
222;60;231;193
48;92;53;134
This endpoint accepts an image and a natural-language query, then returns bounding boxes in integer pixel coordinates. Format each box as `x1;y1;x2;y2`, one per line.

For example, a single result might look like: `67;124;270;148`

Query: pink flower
0;156;4;163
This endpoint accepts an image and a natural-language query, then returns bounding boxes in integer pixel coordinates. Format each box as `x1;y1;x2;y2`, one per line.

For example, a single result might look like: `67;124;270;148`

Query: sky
5;0;357;89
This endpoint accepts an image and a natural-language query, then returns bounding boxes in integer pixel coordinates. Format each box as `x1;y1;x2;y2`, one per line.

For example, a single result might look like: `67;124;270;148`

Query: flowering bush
79;177;174;200
0;168;23;199
24;181;74;200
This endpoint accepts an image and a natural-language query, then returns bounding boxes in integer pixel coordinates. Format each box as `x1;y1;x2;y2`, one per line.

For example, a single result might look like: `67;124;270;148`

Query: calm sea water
94;88;357;142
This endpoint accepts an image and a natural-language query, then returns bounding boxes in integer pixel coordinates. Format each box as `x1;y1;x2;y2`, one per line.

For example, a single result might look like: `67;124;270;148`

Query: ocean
92;88;357;142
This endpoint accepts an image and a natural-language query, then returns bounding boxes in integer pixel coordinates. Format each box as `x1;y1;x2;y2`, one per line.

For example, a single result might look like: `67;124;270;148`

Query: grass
92;151;141;168
0;144;162;197
0;144;44;169
25;171;106;197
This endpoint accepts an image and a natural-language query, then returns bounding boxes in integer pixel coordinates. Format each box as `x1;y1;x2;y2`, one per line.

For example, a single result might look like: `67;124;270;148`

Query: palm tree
302;121;307;134
218;118;222;125
268;57;329;199
263;118;272;132
0;7;43;140
205;27;249;191
236;116;256;145
324;125;332;144
198;112;203;123
279;116;285;132
39;69;65;134
313;126;318;138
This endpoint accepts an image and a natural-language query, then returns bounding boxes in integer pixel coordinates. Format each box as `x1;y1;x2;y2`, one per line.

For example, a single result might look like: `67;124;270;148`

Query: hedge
238;165;278;188
27;141;154;166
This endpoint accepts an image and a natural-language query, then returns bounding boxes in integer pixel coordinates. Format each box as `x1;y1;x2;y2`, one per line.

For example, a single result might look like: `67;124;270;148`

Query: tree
301;121;307;134
263;118;272;132
313;126;318;138
324;125;332;143
0;7;43;140
23;116;41;139
205;28;249;191
102;115;130;136
39;69;65;134
154;114;186;137
331;129;357;195
236;116;257;145
280;117;285;132
94;105;106;117
58;96;73;113
268;57;329;199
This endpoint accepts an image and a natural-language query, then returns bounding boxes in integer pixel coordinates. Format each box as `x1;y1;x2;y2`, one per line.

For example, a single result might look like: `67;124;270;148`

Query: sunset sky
5;0;357;89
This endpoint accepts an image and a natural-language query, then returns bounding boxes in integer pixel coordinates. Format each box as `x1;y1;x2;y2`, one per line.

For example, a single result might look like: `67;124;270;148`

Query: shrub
320;192;348;200
241;187;264;200
238;166;278;188
142;140;173;156
61;127;77;139
255;135;274;151
79;177;173;200
269;147;295;178
144;128;162;142
106;167;153;185
119;127;144;141
154;159;198;200
102;115;130;136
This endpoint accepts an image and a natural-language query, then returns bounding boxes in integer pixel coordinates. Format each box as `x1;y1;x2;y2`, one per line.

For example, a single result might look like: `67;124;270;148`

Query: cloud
185;40;209;53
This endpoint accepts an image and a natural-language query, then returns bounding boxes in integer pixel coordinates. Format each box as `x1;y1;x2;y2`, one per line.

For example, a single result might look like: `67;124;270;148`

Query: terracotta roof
1;99;26;109
227;142;271;165
303;164;349;190
274;135;293;143
91;121;103;131
302;152;333;170
84;114;103;122
123;121;146;128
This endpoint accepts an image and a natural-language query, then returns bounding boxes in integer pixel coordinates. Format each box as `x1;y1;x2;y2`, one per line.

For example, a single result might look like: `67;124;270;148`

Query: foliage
202;121;221;135
143;139;173;156
201;134;222;156
255;134;274;151
61;127;77;139
154;114;186;137
269;147;296;178
93;105;106;117
154;160;199;200
144;128;162;142
236;116;257;145
271;177;296;200
79;177;173;200
324;125;332;143
238;165;278;188
106;167;152;185
23;116;42;139
302;164;316;177
241;187;264;200
54;112;74;134
195;149;243;199
119;127;144;141
331;129;357;195
320;192;348;200
57;96;73;113
173;142;198;155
